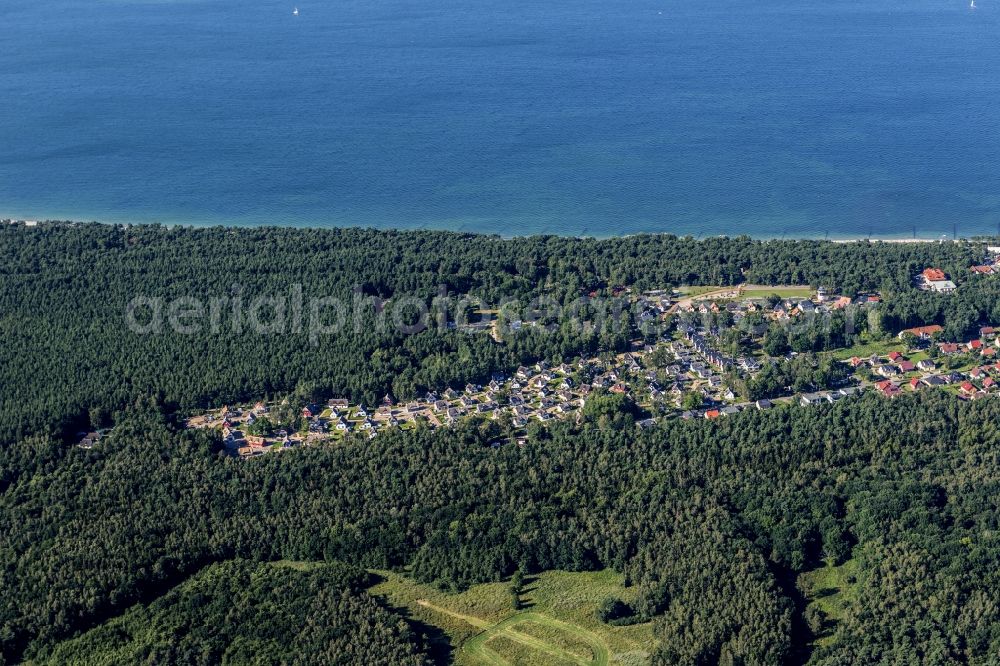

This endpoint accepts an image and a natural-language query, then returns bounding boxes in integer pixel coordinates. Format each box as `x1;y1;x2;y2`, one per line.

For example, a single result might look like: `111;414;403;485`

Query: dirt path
415;599;491;630
415;601;609;666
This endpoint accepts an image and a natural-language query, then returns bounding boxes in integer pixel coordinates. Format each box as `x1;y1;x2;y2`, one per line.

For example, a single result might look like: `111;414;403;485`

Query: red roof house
898;325;943;340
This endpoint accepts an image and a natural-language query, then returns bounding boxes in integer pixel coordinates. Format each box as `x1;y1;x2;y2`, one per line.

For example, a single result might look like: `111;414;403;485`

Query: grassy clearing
451;610;607;666
369;569;655;665
516;620;599;660
826;339;900;361
798;559;860;646
270;560;325;572
739;286;814;299
675;285;722;297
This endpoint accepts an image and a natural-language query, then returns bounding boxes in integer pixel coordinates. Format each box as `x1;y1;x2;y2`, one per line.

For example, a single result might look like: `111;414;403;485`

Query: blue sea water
0;0;998;238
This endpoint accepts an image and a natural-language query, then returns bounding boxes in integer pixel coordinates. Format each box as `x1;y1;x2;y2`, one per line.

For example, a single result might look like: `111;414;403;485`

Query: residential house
875;380;901;397
800;394;825;406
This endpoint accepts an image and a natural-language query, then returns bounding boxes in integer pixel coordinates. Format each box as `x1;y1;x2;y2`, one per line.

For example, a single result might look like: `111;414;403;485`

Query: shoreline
1;214;989;244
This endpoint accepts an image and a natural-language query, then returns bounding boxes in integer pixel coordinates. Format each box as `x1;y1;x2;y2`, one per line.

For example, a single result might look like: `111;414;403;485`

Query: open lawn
739;286;814;300
798;559;860;647
675;285;722;297
369;570;655;666
826;339;901;361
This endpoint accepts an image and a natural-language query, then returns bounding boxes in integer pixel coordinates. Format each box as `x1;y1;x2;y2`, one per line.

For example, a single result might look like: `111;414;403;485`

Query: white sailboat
293;6;299;15
970;0;976;8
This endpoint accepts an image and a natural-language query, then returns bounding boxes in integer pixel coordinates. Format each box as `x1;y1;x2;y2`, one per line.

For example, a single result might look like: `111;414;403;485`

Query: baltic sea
1;0;997;238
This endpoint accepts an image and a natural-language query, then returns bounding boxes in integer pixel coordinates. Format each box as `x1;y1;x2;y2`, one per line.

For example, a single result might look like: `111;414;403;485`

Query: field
738;286;815;300
676;284;814;302
825;339;901;361
798;559;860;646
369;570;655;666
675;285;724;298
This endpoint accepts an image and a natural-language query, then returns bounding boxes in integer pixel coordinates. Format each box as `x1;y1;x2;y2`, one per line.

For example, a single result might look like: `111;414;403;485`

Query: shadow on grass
813;586;839;599
367;573;455;666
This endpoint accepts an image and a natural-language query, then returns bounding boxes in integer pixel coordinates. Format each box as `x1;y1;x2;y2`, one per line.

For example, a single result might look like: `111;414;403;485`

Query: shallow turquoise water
0;0;998;238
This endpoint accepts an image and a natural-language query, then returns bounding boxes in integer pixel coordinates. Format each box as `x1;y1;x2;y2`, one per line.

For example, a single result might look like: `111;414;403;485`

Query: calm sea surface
1;0;998;238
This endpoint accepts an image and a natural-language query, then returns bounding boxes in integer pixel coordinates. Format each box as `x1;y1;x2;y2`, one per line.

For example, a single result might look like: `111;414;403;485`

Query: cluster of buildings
918;250;1000;291
969;249;1000;275
677;290;879;324
194;317;785;457
186;277;1000;458
851;329;1000;398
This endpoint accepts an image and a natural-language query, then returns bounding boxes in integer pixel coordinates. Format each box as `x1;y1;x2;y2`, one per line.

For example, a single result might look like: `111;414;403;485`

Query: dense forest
39;560;430;665
3;223;1000;664
2;393;999;664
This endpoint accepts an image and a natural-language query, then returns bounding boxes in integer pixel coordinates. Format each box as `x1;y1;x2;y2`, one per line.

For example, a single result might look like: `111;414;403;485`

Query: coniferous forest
2;223;1000;664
